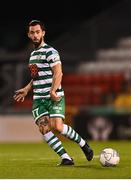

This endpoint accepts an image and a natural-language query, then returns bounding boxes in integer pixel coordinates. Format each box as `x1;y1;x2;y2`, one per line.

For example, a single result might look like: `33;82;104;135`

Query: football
99;148;120;167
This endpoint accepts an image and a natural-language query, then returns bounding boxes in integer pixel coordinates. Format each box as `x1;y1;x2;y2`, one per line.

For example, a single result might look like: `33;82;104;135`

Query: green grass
0;140;130;179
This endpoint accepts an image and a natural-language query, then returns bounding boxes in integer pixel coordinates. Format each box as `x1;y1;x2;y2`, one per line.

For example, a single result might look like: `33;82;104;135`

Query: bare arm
23;79;33;92
13;79;33;102
50;63;63;101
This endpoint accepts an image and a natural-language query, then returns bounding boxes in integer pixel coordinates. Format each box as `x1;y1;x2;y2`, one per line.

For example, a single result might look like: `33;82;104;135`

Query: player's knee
39;124;50;135
53;122;63;132
36;116;50;135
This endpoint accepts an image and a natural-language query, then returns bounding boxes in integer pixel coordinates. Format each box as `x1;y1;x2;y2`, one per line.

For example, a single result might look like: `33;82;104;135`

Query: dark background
0;0;122;51
1;0;131;141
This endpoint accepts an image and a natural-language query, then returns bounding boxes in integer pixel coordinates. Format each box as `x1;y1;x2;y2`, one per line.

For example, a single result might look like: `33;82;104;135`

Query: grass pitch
0;140;130;179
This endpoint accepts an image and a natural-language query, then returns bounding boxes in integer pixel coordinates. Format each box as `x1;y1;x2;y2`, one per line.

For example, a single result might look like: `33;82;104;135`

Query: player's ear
27;33;30;38
43;31;45;37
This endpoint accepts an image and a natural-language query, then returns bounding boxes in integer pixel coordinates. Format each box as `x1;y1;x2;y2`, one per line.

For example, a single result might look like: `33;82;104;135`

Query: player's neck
35;41;46;49
40;41;45;47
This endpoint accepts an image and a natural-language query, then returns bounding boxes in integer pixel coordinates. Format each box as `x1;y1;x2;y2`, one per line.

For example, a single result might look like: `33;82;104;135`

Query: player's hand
13;88;28;102
50;91;62;102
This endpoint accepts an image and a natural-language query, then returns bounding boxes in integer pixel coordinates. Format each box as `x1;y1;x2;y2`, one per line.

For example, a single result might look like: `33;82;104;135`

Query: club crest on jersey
28;64;38;78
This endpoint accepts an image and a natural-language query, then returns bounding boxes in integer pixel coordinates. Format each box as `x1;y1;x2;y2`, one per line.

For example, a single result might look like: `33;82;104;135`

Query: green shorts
32;97;65;122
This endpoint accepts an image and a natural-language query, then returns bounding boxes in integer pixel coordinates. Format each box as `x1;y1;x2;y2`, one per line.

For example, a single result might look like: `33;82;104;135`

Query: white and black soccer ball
99;148;120;167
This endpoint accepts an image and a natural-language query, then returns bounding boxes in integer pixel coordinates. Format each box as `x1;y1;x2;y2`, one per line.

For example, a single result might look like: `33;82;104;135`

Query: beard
32;37;43;48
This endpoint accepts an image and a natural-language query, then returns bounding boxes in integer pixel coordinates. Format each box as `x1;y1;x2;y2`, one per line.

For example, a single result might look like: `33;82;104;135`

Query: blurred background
1;0;131;142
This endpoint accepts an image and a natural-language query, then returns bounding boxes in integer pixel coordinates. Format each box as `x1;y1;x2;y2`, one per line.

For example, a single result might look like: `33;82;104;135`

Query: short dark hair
27;20;46;32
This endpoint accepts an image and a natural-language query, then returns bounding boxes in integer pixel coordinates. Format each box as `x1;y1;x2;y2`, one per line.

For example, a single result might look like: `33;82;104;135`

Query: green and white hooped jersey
29;43;64;100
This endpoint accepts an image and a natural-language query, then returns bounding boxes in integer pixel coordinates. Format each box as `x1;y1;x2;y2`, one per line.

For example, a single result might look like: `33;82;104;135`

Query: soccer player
13;20;93;165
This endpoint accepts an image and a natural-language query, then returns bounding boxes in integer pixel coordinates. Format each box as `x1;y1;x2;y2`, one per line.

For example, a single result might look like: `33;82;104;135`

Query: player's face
28;24;45;48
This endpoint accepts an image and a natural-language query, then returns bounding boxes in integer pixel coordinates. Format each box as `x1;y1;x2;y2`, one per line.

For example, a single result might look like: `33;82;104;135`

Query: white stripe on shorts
50;114;65;119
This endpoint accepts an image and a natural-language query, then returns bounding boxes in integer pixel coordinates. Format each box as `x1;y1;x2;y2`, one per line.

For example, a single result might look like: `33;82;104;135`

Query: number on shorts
32;108;39;118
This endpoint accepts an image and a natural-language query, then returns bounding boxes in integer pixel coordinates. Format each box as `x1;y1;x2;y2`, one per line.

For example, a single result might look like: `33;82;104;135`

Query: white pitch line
11;157;55;161
80;155;99;159
93;155;99;159
5;155;100;161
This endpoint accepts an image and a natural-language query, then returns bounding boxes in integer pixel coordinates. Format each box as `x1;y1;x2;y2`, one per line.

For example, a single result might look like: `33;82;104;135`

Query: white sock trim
43;131;54;141
61;124;68;135
79;139;86;147
61;153;72;160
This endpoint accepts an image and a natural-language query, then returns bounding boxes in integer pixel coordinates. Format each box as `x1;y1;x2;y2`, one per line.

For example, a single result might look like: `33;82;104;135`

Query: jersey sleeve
46;49;61;67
